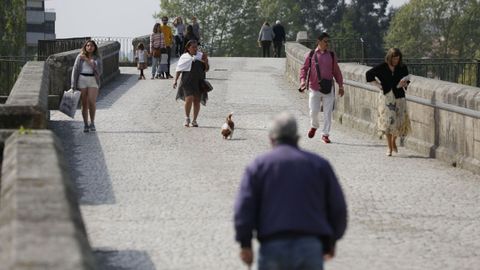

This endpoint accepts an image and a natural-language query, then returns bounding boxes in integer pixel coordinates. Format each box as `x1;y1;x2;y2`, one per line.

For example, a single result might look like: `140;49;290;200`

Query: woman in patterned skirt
366;48;411;156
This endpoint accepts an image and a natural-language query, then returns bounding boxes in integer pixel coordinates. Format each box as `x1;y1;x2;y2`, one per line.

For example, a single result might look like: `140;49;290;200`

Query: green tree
157;0;306;56
0;0;25;56
298;0;345;35
385;0;480;59
346;0;390;58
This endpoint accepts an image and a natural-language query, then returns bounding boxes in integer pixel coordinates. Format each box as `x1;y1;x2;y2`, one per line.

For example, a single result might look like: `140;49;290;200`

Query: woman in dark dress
366;48;411;156
173;40;209;127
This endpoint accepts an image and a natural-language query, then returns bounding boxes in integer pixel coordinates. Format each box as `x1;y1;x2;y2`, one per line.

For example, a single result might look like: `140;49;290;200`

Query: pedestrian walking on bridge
234;112;347;270
173;40;209;127
299;32;344;144
366;48;411;156
71;40;103;133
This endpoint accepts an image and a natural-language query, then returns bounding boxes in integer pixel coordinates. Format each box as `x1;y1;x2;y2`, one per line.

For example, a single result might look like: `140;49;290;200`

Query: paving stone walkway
49;58;480;270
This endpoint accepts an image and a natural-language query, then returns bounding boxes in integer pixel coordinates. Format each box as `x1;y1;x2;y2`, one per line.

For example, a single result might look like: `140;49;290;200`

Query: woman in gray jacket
71;40;103;132
258;21;275;57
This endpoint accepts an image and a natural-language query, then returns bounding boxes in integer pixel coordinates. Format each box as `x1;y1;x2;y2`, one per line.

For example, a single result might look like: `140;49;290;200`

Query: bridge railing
93;36;134;65
0;58;28;101
299;39;480;87
286;41;480;175
38;37;91;61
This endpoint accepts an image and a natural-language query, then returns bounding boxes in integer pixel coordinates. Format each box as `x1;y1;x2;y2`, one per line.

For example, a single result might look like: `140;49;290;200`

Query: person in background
173;16;185;57
150;22;165;79
173;40;209;127
159;47;169;79
258;21;275;57
272;20;286;57
299;32;344;144
183;24;198;49
234;112;347;270
135;42;148;80
71;40;103;133
366;48;411;156
160;16;174;79
191;16;201;43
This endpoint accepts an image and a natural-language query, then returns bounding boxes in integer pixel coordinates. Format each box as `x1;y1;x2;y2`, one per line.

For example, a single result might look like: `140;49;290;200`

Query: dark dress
176;59;208;105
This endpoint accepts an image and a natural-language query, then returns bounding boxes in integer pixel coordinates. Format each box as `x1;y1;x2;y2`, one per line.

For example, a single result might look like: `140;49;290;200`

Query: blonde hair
81;40;98;57
385;48;403;66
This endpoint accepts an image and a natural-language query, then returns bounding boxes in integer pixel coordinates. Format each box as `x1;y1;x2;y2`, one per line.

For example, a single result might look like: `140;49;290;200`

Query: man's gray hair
268;112;299;143
276;20;281;24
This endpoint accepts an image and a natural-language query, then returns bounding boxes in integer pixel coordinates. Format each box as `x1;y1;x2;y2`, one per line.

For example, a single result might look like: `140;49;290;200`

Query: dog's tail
226;112;233;121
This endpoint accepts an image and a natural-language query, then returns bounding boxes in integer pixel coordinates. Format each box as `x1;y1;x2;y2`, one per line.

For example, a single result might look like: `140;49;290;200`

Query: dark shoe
308;128;317;138
89;123;96;132
167;74;174;79
83;125;89;133
321;135;331;144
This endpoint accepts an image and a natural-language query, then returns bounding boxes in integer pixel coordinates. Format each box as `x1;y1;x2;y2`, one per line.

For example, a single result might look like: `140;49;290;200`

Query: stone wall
285;42;480;174
46;41;120;109
0;62;49;129
0;131;97;269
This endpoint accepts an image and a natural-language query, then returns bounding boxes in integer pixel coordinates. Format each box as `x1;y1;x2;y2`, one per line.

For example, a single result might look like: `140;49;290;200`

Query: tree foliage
156;0;305;56
385;0;480;59
0;0;26;56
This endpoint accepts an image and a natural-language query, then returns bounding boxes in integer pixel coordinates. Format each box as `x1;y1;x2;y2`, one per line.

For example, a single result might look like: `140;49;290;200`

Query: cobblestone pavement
49;58;480;270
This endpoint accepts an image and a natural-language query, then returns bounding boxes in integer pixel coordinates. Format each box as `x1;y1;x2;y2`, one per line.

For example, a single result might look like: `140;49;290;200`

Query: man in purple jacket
234;112;347;269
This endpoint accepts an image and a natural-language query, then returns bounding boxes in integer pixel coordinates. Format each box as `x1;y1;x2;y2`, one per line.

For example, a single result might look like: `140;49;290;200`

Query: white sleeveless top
81;61;94;74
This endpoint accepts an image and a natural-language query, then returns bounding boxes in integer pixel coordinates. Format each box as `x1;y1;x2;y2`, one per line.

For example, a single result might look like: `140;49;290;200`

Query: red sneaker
308;128;317;138
322;135;331;144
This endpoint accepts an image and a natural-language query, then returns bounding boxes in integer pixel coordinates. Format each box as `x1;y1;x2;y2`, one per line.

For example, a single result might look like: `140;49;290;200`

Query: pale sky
45;0;409;39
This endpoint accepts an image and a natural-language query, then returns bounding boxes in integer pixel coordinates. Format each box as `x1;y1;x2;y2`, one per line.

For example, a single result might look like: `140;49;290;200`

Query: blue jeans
258;236;324;270
151;57;160;77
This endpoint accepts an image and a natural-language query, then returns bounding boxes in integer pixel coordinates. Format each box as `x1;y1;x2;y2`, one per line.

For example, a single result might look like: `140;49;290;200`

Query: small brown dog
221;112;234;139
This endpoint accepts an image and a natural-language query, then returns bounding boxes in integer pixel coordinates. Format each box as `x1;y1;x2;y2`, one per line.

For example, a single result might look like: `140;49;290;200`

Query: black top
272;24;286;42
366;62;409;98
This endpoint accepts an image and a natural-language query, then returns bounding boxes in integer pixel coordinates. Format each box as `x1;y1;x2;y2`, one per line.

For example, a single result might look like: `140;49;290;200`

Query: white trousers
309;88;335;136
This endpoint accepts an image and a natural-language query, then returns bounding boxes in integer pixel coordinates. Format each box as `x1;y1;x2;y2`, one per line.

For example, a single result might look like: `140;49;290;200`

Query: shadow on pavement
94;249;156;270
97;73;138;110
331;142;385;147
49;119;116;205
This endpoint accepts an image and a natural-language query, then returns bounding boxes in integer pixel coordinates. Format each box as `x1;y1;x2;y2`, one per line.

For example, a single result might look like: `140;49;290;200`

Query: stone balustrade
0;131;97;269
46;41;120;109
285;41;480;174
0;62;49;129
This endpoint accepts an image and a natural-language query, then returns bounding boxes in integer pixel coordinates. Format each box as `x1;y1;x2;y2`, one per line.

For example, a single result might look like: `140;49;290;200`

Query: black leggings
261;41;272;57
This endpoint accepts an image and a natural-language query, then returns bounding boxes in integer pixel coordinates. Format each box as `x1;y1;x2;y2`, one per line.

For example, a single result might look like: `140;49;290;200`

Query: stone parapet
285;41;480;174
0;131;97;270
0;62;49;129
46;41;120;109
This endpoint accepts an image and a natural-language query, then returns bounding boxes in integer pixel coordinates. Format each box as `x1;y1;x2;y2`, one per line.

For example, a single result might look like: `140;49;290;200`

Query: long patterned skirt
377;91;411;137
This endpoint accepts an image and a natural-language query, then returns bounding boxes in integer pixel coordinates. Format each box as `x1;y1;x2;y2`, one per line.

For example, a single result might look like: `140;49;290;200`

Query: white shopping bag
59;88;81;118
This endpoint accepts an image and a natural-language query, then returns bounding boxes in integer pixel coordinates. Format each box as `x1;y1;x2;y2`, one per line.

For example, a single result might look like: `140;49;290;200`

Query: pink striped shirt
299;49;343;91
150;33;165;52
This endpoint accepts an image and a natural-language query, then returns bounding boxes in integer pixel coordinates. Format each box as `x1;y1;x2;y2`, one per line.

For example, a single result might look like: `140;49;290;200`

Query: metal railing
0;57;34;99
358;58;480;87
344;79;480;119
38;37;91;60
93;36;134;64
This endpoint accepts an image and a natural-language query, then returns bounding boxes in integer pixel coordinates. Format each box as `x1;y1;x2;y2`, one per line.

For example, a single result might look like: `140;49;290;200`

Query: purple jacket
234;144;347;248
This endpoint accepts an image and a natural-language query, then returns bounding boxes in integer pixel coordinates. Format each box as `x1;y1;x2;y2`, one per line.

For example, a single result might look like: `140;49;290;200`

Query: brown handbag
152;47;161;57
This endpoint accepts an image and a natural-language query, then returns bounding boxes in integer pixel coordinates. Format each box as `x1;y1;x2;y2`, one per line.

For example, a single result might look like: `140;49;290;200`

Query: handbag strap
314;51;335;83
